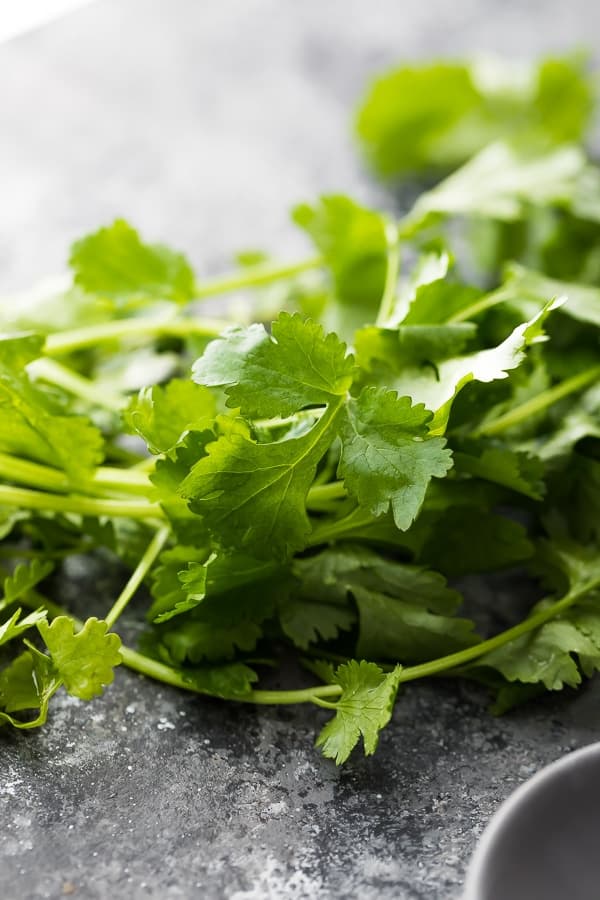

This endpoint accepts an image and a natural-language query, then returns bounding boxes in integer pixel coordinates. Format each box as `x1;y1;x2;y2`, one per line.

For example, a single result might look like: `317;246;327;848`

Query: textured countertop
1;2;600;898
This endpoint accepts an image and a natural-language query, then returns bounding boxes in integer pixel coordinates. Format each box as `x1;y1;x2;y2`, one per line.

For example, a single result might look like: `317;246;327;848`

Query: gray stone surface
1;2;600;898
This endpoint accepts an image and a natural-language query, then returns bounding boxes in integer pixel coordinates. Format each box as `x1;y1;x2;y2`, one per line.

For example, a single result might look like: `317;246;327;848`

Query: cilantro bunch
1;55;600;764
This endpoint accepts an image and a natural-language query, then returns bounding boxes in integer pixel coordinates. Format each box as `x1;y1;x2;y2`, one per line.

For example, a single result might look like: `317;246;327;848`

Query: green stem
375;221;401;326
308;506;375;546
447;286;510;324
44;315;232;356
306;480;347;507
28;358;126;412
476;365;600;437
243;685;343;705
104;525;170;628
0;484;164;520
118;646;342;704
18;596;344;705
398;583;597;684
194;256;323;299
0;453;152;498
93;466;152;495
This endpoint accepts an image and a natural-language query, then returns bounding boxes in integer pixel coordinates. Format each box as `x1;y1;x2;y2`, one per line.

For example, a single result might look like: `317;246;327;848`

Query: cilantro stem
28;358;126;412
0;453;151;498
476;365;600;437
104;525;170;628
398;580;600;684
306;480;347;507
194;255;323;299
44;316;232;356
375;221;401;326
92;466;152;494
0;484;164;520
241;685;343;705
446;286;510;324
117;646;343;704
308;506;375;546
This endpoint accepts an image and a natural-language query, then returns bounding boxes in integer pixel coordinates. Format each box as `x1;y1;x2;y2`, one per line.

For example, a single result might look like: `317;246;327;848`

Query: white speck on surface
157;719;175;731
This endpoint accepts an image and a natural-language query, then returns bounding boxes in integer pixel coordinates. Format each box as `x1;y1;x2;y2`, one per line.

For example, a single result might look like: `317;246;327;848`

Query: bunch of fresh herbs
1;54;600;763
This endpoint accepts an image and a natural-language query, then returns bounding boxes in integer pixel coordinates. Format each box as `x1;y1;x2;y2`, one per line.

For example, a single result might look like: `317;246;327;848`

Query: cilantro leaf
0;608;47;647
479;597;600;691
357;55;594;178
125;379;216;454
180;661;258;698
500;262;600;328
192;312;353;418
180;410;339;559
413;508;534;577
453;445;545;499
292;195;388;310
151;582;276;664
389;298;562;431
354;586;479;663
355;322;478;370
149;545;280;623
315;660;402;764
279;601;356;650
0;647;61;729
70;219;196;306
148;545;208;623
0;334;104;478
161;619;263;664
339;387;453;530
406;143;600;233
38;616;122;701
1;559;54;611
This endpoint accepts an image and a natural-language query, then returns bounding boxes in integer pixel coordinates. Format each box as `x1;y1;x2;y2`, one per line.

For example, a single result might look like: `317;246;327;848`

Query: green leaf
180;407;341;559
291;545;475;662
356;55;594;178
413;507;534;577
0;507;30;541
0;608;47;647
1;559;54;611
0;647;61;729
389;298;562;431
380;250;485;328
153;595;274;664
279;602;355;651
149;545;280;623
354;586;478;663
0;334;104;478
339;387;453;530
69;219;196;305
161;619;263;664
38;616;122;700
180;661;259;698
125;380;216;454
292;196;388;309
406;143;600;232
192;312;354;419
148;545;208;623
453;446;545;499
315;660;402;764
480;598;600;691
356;322;477;370
500;262;600;328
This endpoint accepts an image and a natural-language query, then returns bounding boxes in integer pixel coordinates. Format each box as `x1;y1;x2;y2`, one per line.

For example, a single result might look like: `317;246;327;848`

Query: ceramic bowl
463;741;600;900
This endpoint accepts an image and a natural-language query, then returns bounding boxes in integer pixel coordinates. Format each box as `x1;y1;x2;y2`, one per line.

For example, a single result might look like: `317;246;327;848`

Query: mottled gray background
1;2;600;898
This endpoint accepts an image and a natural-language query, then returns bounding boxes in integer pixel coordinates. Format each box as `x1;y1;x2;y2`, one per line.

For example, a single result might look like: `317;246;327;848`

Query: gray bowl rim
462;740;600;900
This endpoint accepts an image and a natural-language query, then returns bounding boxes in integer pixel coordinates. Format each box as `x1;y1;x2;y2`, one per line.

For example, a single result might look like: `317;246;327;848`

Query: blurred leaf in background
356;54;596;179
